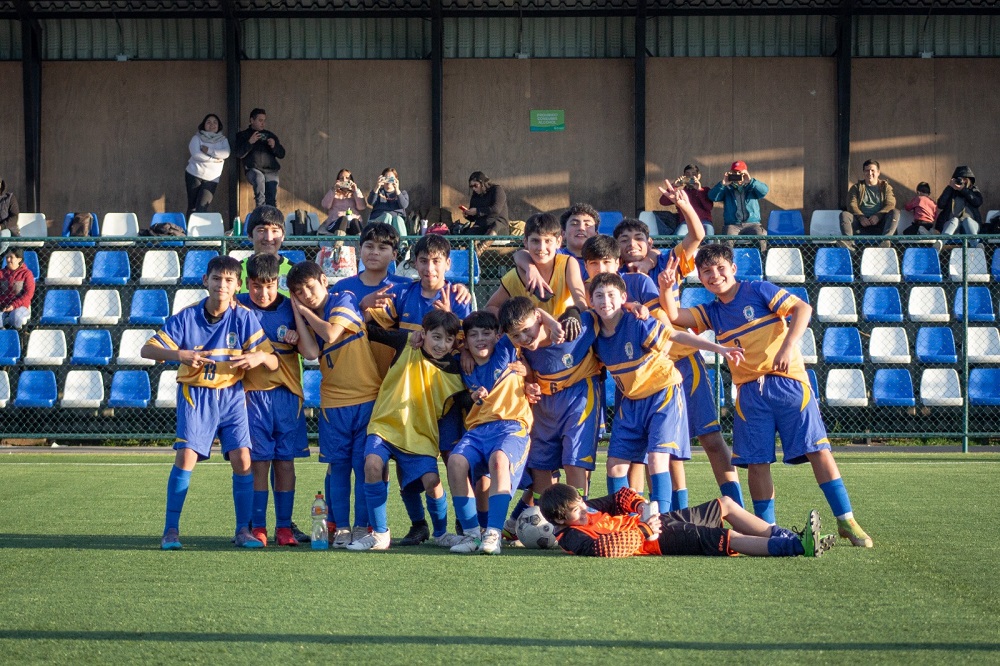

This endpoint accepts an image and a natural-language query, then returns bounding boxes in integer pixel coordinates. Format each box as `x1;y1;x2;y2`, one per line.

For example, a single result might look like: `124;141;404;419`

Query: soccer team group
142;182;875;559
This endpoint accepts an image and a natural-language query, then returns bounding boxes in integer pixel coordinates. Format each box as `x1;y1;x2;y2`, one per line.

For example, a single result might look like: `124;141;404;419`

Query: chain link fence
2;232;998;445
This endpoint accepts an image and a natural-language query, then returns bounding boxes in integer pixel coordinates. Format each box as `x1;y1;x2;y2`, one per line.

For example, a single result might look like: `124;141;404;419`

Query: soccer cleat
819;534;837;554
331;528;352;549
290;521;311;544
479;528;503;555
799;509;822;558
251;526;268;547
432;532;465;548
161;528;182;551
346;530;391;551
275;527;298;546
502;518;519;541
234;527;265;549
837;517;874;548
396;522;430;546
449;534;482;554
350;526;370;544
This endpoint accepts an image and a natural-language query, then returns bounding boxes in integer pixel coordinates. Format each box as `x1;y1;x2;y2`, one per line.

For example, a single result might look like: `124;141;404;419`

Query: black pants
185;172;220;215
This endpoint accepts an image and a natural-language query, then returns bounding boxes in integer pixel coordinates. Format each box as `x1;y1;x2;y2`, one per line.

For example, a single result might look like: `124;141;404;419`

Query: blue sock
274;490;293;528
352;459;368;528
819;478;853;519
329;462;352;529
510;497;529;521
324;472;335;524
770;524;797;540
767;536;804;557
364;481;389;533
477;510;490;530
164;466;191;533
753;499;776;524
426;493;449;537
400;486;426;523
488;494;512;531
252;490;268;529
672;488;689;510
453;495;478;533
232;473;254;532
649;471;672;512
607;475;628;495
720;481;744;508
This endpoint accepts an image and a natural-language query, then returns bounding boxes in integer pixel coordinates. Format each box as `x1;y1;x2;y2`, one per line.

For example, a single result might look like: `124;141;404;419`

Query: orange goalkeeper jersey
554;488;662;558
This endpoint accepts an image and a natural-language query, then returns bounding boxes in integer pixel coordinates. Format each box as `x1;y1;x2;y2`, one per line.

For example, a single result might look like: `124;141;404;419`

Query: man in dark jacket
234;109;286;208
935;166;984;246
839;159;899;249
0;179;20;237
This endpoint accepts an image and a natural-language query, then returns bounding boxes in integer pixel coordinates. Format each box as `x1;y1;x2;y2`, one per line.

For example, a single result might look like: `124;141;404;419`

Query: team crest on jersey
276;325;288;342
278;275;288;292
743;305;755;322
562;353;573;369
226;332;238;348
494;368;503;381
624;342;634;360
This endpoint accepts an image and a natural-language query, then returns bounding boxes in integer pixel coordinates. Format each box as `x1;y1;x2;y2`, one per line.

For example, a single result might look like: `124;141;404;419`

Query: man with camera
708;161;769;251
235;108;286;208
838;159;899;249
934;165;984;247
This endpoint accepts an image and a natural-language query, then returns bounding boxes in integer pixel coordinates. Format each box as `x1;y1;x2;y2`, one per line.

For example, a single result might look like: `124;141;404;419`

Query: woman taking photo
367;167;409;238
320;168;367;235
184;113;230;215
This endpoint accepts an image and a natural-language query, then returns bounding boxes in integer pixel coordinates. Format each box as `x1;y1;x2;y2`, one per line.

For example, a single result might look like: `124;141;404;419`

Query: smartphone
641;501;658;522
727;172;741;183
460;205;469;212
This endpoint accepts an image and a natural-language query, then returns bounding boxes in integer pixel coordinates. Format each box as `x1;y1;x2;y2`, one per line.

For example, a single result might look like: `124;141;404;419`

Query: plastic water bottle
232;217;241;236
311;492;328;550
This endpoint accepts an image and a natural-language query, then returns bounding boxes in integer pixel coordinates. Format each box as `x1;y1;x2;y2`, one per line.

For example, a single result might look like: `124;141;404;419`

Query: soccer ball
515;506;558;550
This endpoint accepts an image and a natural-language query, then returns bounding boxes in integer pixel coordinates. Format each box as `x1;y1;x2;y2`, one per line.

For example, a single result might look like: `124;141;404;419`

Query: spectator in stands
0;179;20;253
184;113;231;216
0;247;34;330
659;164;714;234
902;181;938;235
367;167;409;239
709;161;768;251
460;171;509;236
235;108;286;208
838;159;899;248
320;168;367;235
934;166;983;248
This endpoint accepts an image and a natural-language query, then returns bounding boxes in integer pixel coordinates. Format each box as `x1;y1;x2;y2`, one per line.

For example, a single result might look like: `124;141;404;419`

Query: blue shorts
438;403;466;454
319;401;376;465
247;387;309;462
528;377;600;472
451;420;530;490
174;383;250;461
608;383;691;463
733;375;831;466
364;434;440;491
675;354;721;438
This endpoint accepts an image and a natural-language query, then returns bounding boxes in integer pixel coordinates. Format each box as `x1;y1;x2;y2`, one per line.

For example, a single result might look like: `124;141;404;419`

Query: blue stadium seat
873;369;916;407
822;327;863;364
915;327;957;364
150;212;187;247
0;330;21;365
446;249;481;285
40;289;82;325
107;370;151;408
70;329;113;366
806;369;819;397
60;212;100;247
1;250;39;279
14;370;57;408
91;250;131;285
784;286;810;304
813;247;853;283
680;287;715;309
969;368;1000;406
598;211;623;236
993;249;1000;282
953;286;996;323
182;250;219;285
902;247;943;282
705;368;726;407
303;369;322;409
862;286;903;323
733;248;763;281
129;289;170;326
767;210;805;235
279;249;307;265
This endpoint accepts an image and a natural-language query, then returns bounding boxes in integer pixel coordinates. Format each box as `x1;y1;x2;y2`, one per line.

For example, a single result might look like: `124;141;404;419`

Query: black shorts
657;499;732;556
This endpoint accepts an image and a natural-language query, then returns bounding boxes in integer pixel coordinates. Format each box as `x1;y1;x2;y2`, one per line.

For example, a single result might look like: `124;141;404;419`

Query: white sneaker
350;526;369;544
449;534;481;554
331;527;352;549
480;528;502;555
346;530;390;551
432;532;464;548
502;518;519;541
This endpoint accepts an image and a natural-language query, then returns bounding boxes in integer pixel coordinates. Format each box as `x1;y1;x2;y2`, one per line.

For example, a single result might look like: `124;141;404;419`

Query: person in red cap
708;161;768;252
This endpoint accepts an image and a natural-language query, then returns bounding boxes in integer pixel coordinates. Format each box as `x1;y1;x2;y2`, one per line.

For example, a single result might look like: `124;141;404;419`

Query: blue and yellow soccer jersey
314;290;383;408
462;336;533;431
500;253;575;318
593;311;681;400
557;247;588;281
240;255;295;297
520;309;602;396
146;299;273;389
368;280;473;332
688;280;808;386
235;293;303;398
336;271;412;308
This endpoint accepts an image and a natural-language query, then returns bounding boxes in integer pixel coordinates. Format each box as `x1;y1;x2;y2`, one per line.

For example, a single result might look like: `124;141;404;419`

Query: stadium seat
953;287;996;323
825;369;868;407
968;328;1000;364
704;368;726;407
24;329;67;366
90;250;131;285
61;370;104;408
698;330;718;363
915;327;957;364
0;370;7;408
862;286;903;323
869;327;911;364
597;211;623;236
947;248;989;283
0;330;21;365
45;250;86;285
187;212;225;245
40;290;82;325
283;211;320;237
969;368;1000;406
808;210;842;239
733;248;763;281
13;370;57;408
303;369;322;409
902;247;943;282
139;250;181;285
80;289;122;325
228;249;253;263
766;210;805;236
798;328;818;364
638;211;664;236
100;212;139;244
908;286;949;323
60;212;100;247
173;289;208;314
108;370;151;408
920;368;962;407
872;369;915;407
816;286;858;323
279;249;307;265
10;250;40;279
860;248;901;283
813;247;853;283
129;290;170;326
151;211;187;233
182;250;219;285
446;249;481;285
822;327;863;364
155;370;178;408
70;329;113;365
117;329;156;366
16;212;48;245
992;245;1000;281
680;287;715;309
764;248;805;283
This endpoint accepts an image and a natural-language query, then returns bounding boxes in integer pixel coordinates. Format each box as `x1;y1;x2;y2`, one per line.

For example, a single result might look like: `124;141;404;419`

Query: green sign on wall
530;110;565;132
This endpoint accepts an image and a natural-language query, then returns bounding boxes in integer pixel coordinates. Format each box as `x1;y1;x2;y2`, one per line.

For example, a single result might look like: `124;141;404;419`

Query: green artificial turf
1;452;998;664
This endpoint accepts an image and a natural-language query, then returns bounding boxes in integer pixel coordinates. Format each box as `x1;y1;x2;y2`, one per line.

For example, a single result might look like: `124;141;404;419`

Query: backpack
292;209;311;236
69;213;93;237
143;222;186;237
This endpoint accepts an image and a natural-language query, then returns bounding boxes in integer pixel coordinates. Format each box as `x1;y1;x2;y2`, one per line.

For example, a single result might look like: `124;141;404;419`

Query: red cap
731;161;747;172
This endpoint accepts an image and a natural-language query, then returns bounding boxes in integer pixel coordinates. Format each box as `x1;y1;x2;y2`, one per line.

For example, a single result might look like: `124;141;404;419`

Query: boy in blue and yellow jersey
348;310;471;551
335;222;411;309
142;256;278;550
447;311;540;555
240;205;296;296
661;244;873;548
512;203;600;285
287;261;383;548
236;253;319;547
588;272;743;514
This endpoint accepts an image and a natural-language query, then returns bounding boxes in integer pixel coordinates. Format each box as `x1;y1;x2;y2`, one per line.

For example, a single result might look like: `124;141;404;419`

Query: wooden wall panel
0;62;26;217
40;61;227;225
442;60;634;222
239;61;432;221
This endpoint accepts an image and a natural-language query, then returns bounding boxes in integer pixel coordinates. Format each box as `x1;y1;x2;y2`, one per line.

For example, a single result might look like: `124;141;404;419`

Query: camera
726;172;742;183
387;176;397;184
335;179;353;191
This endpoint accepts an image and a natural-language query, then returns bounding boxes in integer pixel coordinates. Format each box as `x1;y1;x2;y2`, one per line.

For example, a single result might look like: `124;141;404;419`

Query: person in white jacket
185;113;231;215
